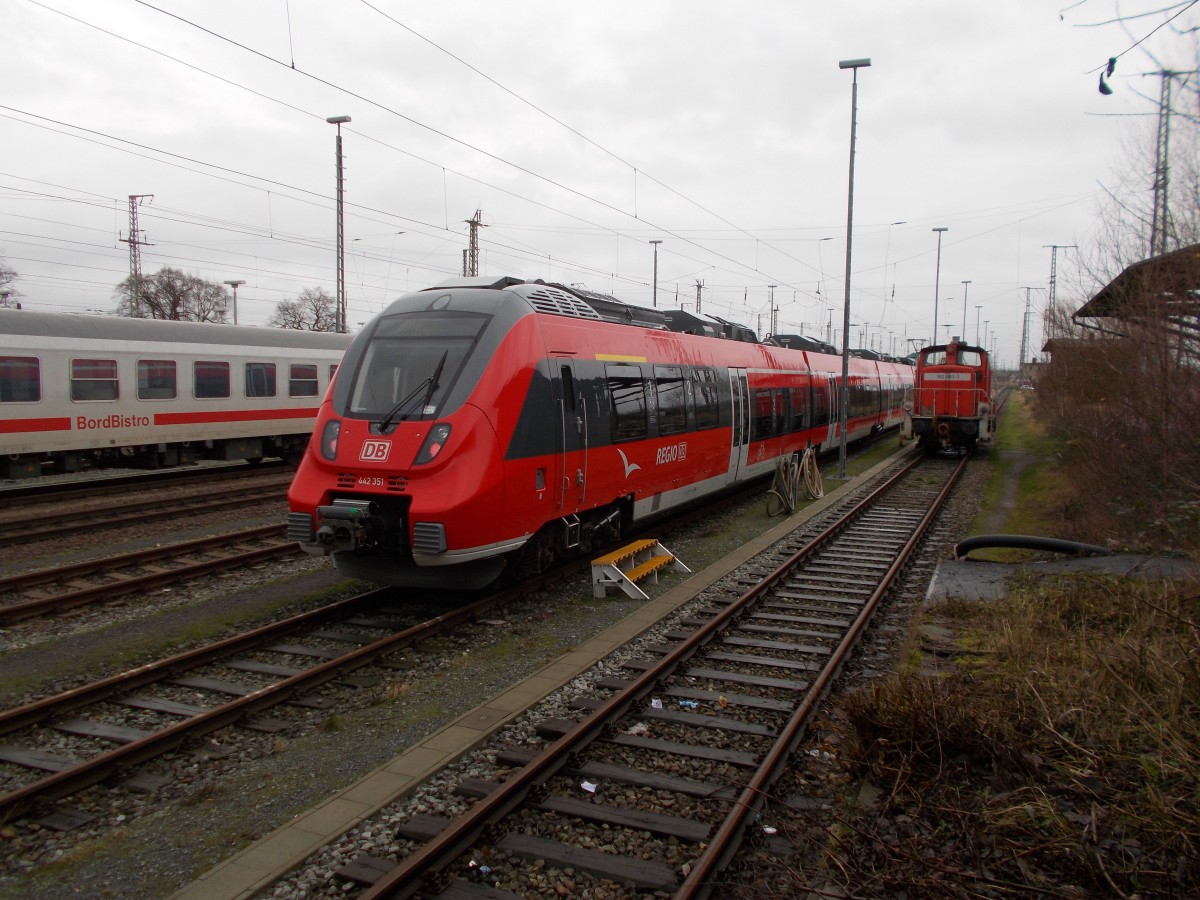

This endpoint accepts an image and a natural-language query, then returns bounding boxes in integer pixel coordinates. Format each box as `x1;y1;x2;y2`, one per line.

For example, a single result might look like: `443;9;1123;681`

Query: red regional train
287;276;914;588
0;309;350;478
902;336;995;452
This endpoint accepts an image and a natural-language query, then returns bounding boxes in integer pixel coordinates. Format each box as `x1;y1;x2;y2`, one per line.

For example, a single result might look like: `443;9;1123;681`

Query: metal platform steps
591;539;690;600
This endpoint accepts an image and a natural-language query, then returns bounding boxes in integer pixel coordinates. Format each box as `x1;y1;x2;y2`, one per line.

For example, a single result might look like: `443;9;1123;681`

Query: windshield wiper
373;351;449;434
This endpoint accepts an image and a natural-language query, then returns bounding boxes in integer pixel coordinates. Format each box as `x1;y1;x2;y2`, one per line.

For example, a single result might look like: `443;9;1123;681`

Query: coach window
654;365;687;435
245;362;277;398
137;360;177;400
606;363;647;442
750;388;784;440
791;385;810;432
70;358;118;401
691;367;721;429
0;356;40;402
194;361;230;399
289;363;319;398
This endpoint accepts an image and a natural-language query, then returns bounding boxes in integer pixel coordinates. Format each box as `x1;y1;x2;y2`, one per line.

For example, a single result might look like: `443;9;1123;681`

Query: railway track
0;460;288;505
341;452;968;898
0;458;822;829
0;524;298;624
0;473;292;548
0;588;472;824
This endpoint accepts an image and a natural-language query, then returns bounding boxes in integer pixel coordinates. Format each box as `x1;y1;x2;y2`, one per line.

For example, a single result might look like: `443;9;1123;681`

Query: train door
825;375;838;447
727;369;750;483
554;358;587;510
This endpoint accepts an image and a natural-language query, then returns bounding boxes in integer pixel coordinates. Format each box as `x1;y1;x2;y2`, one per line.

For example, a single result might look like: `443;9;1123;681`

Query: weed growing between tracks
761;573;1199;897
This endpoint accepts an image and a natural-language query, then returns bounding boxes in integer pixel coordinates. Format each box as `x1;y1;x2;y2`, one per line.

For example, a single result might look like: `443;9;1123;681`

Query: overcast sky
2;1;1195;365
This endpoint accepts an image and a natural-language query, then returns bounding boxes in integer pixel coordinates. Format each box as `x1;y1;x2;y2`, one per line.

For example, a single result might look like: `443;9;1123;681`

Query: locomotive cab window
958;349;982;367
245;362;277;398
137;360;177;400
0;356;40;402
289;364;319;398
70;358;118;401
194;361;231;399
348;310;487;420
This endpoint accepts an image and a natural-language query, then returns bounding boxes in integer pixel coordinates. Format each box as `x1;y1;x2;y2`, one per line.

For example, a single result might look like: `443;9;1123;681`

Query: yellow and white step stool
591;538;690;600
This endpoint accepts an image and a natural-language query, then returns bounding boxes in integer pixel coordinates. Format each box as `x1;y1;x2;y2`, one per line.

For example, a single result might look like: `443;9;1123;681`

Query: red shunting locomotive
902;336;995;452
287;275;913;588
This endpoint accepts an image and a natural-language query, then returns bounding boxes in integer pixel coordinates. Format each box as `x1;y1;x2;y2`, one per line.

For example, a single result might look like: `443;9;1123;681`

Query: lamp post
932;226;948;343
326;115;351;334
649;240;663;307
222;280;245;324
975;305;983;345
960;280;971;340
836;57;871;479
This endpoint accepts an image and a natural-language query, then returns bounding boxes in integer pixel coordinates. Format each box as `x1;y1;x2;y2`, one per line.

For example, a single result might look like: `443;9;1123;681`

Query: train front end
286;277;537;588
903;337;994;451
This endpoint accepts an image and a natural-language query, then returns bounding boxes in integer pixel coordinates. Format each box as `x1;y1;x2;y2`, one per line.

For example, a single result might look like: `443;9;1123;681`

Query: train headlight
414;423;452;465
320;419;341;461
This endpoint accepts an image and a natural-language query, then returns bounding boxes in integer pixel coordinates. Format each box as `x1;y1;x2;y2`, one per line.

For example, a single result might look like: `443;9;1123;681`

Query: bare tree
267;287;337;331
0;259;19;304
113;267;229;322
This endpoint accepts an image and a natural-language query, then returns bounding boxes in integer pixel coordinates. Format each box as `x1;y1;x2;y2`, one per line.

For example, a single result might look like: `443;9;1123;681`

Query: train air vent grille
412;522;447;554
287;512;314;543
387;475;408;492
336;473;356;489
522;287;603;320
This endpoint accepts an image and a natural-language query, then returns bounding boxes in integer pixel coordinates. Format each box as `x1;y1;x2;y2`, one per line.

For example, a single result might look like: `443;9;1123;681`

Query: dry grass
822;575;1200;897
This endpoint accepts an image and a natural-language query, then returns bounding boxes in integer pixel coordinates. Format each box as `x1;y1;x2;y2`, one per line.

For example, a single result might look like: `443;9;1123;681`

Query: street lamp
975;305;983;346
960;280;971;340
223;280;245;324
932;226;948;343
649;240;663;307
326;115;352;334
836;56;871;480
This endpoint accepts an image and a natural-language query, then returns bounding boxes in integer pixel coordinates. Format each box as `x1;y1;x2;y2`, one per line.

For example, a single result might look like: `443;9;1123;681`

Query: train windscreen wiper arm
373;351;448;434
374;375;432;434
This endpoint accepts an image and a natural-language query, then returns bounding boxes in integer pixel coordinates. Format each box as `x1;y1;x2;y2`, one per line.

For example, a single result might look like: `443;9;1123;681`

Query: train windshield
347;311;488;421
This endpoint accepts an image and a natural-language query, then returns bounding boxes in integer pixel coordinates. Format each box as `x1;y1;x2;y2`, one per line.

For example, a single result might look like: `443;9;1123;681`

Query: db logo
360;440;391;462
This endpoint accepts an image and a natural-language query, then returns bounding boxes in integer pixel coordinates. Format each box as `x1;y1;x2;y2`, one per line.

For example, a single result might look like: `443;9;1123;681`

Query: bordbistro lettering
76;414;150;430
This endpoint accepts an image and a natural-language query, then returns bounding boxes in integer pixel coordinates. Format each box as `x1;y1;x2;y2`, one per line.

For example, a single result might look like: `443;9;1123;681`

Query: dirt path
975;448;1039;534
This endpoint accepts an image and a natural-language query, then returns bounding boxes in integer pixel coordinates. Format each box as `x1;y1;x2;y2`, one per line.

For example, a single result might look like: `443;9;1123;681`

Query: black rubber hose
954;534;1112;560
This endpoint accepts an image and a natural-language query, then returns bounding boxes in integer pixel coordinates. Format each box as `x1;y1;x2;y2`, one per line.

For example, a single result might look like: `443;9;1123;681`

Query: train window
654;365;687;435
0;356;40;402
329;363;338;383
245;362;277;398
958;349;982;366
606;363;647;442
691;368;721;430
560;365;576;412
289;364;319;398
349;311;488;419
137;360;177;400
750;388;785;440
922;350;947;366
70;358;118;401
790;386;810;432
194;361;230;399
